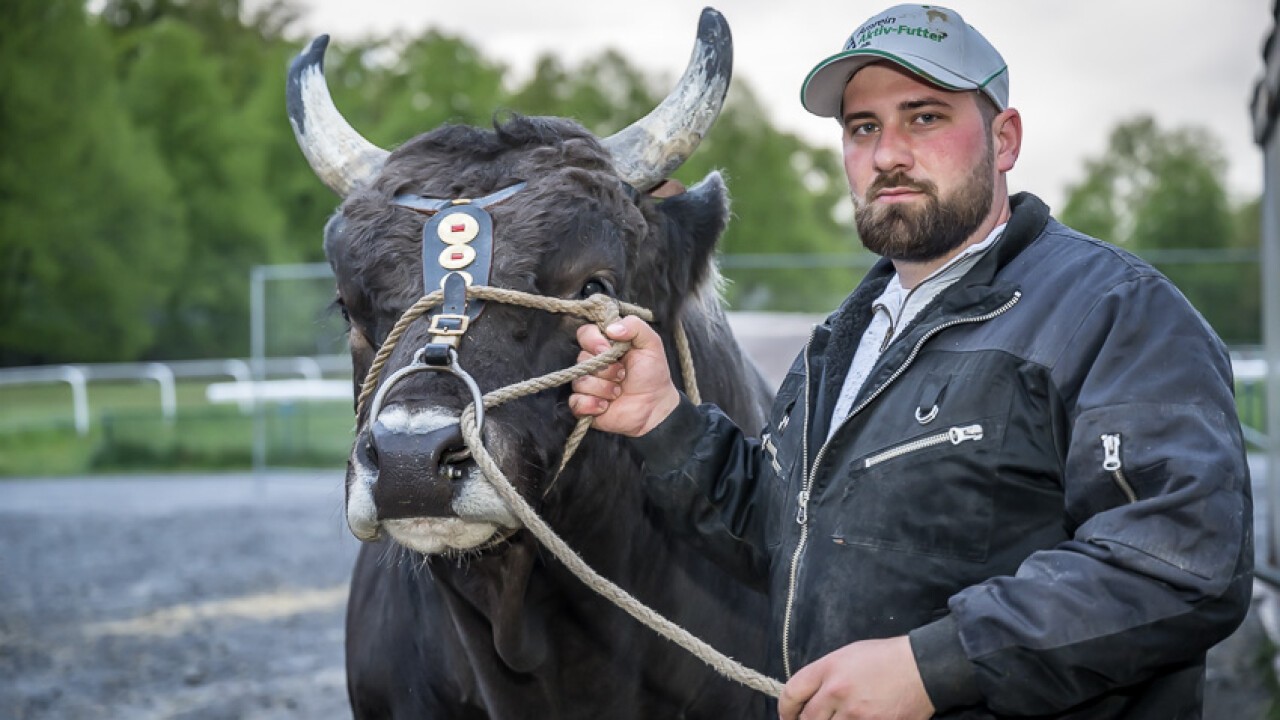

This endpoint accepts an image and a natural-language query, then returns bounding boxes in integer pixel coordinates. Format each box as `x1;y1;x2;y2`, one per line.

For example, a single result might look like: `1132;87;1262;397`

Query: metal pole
251;266;267;476
1263;136;1280;579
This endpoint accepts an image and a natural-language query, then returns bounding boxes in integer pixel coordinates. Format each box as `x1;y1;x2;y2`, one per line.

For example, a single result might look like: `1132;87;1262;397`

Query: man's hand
777;636;935;720
569;316;680;437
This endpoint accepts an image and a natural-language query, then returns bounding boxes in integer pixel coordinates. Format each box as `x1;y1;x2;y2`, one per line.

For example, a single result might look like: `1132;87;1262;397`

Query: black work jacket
633;194;1253;718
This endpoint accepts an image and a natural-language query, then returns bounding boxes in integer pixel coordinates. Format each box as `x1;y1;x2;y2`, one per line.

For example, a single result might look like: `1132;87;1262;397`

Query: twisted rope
459;402;782;698
358;285;781;698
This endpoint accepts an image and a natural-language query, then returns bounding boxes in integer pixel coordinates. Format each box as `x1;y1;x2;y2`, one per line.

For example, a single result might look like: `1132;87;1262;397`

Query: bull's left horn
602;7;733;192
287;35;389;197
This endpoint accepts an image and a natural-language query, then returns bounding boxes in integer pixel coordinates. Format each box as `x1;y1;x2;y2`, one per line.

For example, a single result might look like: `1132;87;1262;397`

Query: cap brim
800;49;981;119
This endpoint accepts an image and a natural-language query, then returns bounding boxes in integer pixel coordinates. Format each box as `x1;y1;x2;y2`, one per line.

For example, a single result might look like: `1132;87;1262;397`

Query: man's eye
848;122;878;136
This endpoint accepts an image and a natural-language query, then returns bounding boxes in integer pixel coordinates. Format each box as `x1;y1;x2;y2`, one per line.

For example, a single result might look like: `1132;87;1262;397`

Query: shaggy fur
327;115;774;718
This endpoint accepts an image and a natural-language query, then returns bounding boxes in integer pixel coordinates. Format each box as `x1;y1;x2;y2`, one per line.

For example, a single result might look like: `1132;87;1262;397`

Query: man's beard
853;147;995;263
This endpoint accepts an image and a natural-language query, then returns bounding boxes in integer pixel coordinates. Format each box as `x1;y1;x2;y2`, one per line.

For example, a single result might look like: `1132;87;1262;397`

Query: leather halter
390;182;527;365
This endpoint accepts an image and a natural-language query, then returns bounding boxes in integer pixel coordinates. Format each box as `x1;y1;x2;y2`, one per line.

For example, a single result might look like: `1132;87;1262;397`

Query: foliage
1060;116;1260;344
0;3;1260;366
113;18;290;358
0;0;184;364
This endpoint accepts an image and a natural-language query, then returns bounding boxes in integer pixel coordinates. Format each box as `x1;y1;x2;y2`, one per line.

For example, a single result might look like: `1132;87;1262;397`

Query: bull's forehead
338;174;642;288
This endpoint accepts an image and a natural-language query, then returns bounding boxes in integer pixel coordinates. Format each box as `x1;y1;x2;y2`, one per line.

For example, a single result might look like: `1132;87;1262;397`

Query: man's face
840;63;997;262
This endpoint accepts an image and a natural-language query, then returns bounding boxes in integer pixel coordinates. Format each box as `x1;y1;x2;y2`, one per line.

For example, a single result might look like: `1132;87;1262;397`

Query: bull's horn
287;35;389;197
602;7;733;191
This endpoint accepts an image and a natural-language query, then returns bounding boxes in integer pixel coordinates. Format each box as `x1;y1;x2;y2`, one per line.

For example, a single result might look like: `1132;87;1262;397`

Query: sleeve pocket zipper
863;424;984;469
1101;433;1138;503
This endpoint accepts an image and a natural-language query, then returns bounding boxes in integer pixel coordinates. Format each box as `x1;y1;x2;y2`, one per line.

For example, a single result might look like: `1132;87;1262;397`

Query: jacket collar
807;192;1051;435
953;192;1051;290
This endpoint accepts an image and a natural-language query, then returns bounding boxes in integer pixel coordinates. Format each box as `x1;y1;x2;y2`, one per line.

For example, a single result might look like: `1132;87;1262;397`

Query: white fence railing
0;355;350;435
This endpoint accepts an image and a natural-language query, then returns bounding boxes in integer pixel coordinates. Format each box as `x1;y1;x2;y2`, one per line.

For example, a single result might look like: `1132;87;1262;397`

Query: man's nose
872;125;912;174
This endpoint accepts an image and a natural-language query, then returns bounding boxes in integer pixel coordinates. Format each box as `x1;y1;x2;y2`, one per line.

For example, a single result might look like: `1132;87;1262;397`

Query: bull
287;8;774;718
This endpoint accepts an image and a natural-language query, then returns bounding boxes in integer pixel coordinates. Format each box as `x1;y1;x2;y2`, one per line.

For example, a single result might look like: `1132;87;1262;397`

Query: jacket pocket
830;414;1005;562
863;423;984;468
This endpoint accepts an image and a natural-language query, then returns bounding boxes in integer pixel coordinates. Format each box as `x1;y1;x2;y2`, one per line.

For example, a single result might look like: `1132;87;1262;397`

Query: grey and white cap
800;4;1009;118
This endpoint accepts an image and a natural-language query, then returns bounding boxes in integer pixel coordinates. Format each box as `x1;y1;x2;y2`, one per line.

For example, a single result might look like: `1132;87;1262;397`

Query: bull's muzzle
369;420;467;518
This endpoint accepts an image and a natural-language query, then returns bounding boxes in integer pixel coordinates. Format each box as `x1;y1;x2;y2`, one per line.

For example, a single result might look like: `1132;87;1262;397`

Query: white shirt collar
875;222;1008;310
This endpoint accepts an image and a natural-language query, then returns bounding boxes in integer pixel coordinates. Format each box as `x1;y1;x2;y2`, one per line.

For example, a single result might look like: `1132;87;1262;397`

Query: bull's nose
369;420;467;519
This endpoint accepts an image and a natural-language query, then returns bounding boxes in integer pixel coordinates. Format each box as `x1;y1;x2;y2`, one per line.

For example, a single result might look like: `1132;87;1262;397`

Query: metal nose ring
366;347;486;435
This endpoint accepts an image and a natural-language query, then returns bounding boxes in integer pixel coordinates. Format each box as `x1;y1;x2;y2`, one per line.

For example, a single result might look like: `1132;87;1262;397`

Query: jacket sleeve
910;274;1254;714
630;395;775;591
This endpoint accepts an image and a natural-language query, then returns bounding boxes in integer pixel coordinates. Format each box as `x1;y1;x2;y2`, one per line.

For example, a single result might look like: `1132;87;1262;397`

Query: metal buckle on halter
427;313;470;336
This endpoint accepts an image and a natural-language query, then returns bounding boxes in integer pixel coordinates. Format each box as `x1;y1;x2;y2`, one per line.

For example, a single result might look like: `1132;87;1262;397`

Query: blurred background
0;0;1270;475
1;1;1277;717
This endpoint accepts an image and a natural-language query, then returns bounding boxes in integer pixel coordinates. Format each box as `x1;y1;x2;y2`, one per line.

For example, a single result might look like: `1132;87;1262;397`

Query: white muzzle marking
347;405;520;553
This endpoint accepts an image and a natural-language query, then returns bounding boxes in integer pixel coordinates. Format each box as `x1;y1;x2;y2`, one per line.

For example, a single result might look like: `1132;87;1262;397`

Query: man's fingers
776;663;824;720
568;394;609;418
605;316;661;351
576;323;612;355
575;351;625;380
571;374;622;400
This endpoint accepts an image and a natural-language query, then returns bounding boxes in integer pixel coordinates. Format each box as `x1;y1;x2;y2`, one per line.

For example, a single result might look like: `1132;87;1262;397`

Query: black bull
287;9;776;717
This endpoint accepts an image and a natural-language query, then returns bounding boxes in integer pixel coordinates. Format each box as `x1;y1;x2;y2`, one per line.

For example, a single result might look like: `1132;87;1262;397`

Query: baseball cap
800;4;1009;118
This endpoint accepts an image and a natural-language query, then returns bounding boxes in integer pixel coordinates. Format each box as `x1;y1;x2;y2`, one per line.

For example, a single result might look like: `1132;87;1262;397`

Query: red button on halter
439;244;477;269
438;212;480;244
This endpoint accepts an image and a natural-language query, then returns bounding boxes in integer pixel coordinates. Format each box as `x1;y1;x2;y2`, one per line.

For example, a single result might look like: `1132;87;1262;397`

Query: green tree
364;31;508;144
0;0;183;365
1060;116;1257;344
509;50;660;135
111;17;289;358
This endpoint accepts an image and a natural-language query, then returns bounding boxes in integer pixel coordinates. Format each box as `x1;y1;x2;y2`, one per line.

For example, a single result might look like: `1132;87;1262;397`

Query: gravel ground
0;473;359;720
1;471;1275;719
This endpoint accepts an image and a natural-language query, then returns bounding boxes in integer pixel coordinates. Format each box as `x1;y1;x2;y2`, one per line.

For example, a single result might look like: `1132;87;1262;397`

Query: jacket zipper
781;324;819;679
779;290;1021;678
863;424;984;468
1101;433;1137;503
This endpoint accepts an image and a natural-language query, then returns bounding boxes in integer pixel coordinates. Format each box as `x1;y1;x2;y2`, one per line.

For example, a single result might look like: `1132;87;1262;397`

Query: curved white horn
286;35;390;197
602;7;734;191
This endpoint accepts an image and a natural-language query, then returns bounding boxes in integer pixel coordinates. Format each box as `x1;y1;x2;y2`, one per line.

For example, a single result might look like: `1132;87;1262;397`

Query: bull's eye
580;278;613;299
333;295;351;324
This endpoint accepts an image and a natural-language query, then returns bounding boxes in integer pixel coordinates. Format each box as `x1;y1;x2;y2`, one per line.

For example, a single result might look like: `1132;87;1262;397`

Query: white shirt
827;224;1007;439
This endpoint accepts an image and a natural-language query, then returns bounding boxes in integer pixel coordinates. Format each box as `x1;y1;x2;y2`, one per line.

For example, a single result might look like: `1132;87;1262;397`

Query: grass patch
0;380;354;476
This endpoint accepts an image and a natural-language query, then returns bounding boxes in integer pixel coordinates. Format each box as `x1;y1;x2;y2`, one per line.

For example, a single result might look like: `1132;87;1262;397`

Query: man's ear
994;108;1022;173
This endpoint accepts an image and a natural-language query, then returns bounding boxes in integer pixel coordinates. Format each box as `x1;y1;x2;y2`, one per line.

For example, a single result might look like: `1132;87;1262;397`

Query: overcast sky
282;1;1273;214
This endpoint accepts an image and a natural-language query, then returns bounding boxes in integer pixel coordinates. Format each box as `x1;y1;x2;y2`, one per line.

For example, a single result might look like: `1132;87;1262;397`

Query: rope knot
580;293;622;328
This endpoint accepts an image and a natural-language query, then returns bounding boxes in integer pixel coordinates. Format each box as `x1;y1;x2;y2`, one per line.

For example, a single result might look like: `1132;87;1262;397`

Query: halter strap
391;182;527;350
390;181;528;214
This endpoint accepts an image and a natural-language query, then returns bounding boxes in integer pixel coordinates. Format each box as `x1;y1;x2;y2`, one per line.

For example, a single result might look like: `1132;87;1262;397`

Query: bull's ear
646;178;687;198
645;171;729;318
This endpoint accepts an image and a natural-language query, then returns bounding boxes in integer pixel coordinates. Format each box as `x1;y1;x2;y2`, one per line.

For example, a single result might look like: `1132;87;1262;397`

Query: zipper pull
1101;433;1122;471
948;424;984;444
795;489;810;525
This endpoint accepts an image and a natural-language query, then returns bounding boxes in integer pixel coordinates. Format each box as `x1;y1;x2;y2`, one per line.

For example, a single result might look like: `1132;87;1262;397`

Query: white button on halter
437;212;480;244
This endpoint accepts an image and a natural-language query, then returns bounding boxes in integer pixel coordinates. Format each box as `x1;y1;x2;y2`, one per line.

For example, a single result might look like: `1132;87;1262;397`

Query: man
570;4;1253;718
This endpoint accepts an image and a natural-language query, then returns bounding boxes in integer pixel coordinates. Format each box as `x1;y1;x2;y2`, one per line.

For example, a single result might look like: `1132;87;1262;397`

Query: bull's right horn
602;7;734;192
287;35;389;197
